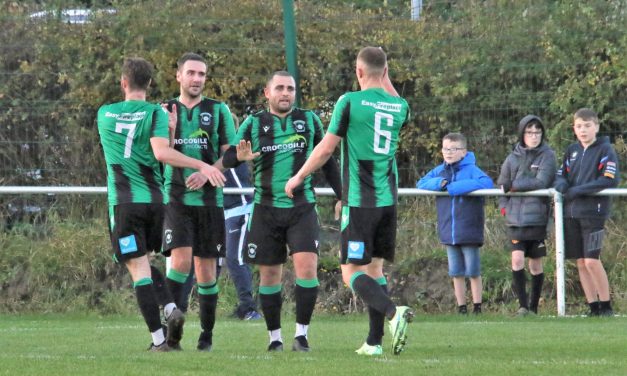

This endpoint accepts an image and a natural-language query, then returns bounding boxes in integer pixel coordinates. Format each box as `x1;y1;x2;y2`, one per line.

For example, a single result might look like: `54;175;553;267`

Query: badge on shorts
164;229;173;244
347;241;365;259
247;243;257;259
119;235;138;255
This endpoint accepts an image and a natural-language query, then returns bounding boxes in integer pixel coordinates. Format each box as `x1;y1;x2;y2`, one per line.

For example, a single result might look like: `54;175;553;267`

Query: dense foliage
1;0;625;186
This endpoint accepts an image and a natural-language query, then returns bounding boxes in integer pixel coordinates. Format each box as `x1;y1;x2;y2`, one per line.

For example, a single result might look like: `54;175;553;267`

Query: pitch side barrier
2;186;626;316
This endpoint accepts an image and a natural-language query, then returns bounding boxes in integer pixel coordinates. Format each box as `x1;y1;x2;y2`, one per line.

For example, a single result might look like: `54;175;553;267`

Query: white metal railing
2;185;626;316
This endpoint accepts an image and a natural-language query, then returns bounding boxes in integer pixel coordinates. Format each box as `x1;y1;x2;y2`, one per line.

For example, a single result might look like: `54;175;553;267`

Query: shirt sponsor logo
261;135;307;154
174;128;209;149
105;111;147;121
361;100;402;113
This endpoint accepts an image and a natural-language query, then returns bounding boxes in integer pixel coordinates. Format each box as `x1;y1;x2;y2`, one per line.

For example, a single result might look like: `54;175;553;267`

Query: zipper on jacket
451;169;456;244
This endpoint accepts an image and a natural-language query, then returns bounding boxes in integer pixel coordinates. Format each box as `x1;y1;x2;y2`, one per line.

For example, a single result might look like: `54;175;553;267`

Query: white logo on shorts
165;229;173;244
217;243;222;252
247;243;257;258
315;240;319;249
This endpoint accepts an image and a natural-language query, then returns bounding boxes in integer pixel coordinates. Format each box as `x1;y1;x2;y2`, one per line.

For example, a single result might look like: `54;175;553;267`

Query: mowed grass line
0;313;626;376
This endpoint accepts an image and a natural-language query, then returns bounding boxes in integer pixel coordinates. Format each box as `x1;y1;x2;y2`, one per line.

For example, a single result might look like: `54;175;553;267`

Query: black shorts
108;203;164;263
162;203;226;259
340;205;397;265
508;239;547;258
245;203;319;265
564;217;606;260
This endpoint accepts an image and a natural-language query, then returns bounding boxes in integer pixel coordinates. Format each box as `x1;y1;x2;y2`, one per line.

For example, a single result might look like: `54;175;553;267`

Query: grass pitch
0;313;626;376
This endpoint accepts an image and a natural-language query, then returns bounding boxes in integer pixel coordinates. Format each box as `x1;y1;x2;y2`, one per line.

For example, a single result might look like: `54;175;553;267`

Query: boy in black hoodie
554;108;620;316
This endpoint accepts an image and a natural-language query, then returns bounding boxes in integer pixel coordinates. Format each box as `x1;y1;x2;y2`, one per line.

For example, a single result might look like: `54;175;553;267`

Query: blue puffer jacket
417;152;494;245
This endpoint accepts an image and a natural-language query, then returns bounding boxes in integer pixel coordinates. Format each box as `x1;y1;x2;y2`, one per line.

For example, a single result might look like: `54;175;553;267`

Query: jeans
446;245;481;277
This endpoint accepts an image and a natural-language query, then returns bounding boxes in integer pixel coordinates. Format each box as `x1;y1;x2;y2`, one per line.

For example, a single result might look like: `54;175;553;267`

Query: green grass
1;313;626;375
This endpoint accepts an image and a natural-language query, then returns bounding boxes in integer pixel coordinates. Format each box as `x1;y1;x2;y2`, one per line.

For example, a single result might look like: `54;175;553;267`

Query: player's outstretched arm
151;137;226;187
285;133;341;198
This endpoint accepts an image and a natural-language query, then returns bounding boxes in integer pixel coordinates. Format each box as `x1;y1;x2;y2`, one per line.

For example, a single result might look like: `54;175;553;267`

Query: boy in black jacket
554;108;620;316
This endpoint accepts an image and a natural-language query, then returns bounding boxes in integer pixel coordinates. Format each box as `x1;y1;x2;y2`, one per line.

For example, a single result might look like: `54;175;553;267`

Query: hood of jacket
517;114;546;147
445;151;477;170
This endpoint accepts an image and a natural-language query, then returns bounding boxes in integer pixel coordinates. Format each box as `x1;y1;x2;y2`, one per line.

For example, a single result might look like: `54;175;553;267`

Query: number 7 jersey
327;88;410;208
97;100;170;206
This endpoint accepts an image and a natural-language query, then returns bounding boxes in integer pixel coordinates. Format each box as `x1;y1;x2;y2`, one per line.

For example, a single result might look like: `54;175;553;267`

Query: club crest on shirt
200;112;212;127
293;120;306;133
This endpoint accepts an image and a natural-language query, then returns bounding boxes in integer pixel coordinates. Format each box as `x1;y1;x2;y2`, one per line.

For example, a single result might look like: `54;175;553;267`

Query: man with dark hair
97;57;225;351
161;52;236;351
285;47;413;356
223;71;341;352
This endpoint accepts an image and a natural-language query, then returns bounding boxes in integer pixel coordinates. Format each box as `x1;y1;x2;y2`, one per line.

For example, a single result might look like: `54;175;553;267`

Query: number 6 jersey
327;88;410;208
97;100;169;206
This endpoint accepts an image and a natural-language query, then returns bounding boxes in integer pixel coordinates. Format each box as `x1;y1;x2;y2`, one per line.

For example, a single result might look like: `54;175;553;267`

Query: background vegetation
0;0;625;314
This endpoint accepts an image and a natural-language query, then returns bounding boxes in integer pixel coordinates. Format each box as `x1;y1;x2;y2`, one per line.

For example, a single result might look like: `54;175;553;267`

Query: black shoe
197;331;213;351
472;304;482;315
292;335;310;352
458;305;468;315
166;308;185;349
267;340;283;352
599;308;614;317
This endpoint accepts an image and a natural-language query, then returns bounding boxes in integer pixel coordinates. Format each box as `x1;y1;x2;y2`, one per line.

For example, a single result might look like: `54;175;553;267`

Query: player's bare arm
285;133;341;198
151;137;226;187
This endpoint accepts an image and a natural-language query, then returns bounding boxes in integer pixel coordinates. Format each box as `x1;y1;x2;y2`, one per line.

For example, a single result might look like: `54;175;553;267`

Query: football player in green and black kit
223;71;341;352
286;47;413;356
160;53;236;351
97;57;225;352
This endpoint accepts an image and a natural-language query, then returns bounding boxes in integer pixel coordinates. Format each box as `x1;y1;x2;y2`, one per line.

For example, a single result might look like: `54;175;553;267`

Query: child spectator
554;108;620;316
497;115;556;316
417;133;493;314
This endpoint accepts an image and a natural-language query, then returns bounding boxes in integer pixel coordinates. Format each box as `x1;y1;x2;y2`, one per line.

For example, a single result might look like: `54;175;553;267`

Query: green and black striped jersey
163;97;236;207
234;108;324;208
97;100;169;206
327;88;410;208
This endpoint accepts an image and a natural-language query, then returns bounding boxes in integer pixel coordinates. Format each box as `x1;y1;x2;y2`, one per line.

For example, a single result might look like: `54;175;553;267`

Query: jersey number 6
373;112;393;155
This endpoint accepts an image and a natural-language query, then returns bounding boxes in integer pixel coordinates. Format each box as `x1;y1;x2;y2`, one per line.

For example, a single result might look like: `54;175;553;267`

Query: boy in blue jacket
554;108;620;316
417;133;493;314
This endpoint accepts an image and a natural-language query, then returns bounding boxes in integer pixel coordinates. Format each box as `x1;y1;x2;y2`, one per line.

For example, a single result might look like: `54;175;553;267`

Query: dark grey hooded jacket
497;115;557;229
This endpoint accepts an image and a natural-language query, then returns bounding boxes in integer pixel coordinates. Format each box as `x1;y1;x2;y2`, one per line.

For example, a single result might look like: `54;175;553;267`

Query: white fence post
552;189;566;316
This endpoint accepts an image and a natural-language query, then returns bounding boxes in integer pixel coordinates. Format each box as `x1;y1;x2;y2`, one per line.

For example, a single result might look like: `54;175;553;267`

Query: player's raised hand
186;172;208;190
285;175;304;199
236;140;260;161
199;164;226;187
161;103;177;134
